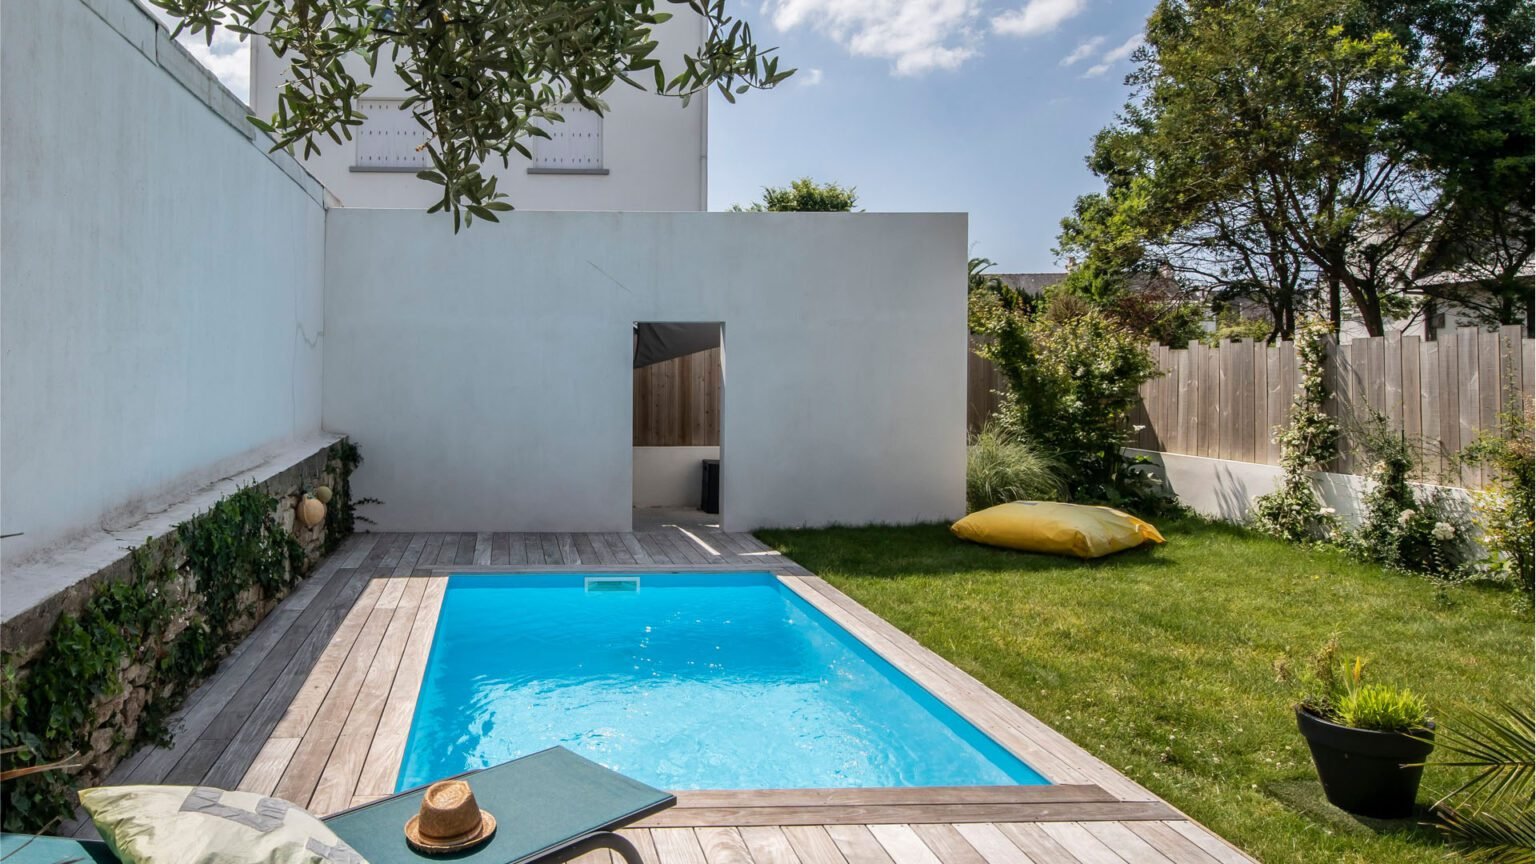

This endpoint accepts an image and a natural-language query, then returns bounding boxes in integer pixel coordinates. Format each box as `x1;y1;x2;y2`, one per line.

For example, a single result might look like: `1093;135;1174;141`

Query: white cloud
799;68;826;86
146;6;251;102
1059;36;1104;66
765;0;983;75
990;0;1087;38
1079;31;1142;78
1101;32;1144;63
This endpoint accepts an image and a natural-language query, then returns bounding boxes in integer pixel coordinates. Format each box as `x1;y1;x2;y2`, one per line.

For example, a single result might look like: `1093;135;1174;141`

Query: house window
528;105;606;174
353;99;430;171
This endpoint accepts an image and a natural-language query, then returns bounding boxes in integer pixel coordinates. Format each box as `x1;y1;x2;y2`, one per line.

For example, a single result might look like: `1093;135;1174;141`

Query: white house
248;14;709;211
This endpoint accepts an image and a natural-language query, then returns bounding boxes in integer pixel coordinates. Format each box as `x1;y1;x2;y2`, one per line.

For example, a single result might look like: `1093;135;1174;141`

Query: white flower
1432;522;1456;542
1320;507;1337;516
1398;509;1416;525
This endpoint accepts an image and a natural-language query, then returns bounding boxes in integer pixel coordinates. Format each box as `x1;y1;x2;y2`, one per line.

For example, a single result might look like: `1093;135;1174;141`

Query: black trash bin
701;459;720;514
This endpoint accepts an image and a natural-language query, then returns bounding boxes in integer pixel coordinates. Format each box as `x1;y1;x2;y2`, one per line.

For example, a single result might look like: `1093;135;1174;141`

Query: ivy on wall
0;441;362;833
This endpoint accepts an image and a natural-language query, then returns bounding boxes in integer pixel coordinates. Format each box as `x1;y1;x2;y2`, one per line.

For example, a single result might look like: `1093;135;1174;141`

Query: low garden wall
0;440;363;833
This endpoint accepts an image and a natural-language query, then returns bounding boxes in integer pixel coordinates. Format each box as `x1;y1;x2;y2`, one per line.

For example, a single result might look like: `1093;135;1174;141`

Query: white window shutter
354;99;431;169
531;106;604;170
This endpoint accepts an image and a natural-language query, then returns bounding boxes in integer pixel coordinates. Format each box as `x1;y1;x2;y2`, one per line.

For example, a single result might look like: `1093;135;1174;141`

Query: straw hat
403;780;497;854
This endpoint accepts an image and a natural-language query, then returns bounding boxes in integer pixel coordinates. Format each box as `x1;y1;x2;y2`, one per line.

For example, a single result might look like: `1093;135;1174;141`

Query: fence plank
1401;335;1421;469
1421;338;1444;479
1457;329;1480;487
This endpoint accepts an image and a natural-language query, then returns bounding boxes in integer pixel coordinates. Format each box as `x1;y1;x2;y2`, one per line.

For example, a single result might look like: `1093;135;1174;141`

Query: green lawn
757;516;1533;864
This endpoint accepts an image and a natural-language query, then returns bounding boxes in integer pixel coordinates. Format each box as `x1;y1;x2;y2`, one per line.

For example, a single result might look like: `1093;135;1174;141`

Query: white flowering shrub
1346;412;1471;578
1252;317;1339;542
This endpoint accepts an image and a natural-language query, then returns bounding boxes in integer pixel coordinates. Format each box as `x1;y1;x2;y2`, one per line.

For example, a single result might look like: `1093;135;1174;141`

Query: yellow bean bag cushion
951;501;1165;559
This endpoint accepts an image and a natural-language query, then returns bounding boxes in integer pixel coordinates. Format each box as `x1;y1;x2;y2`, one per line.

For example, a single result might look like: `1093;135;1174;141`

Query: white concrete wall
323;210;967;532
249;14;707;212
1;0;327;567
634;446;720;508
1129;449;1471;526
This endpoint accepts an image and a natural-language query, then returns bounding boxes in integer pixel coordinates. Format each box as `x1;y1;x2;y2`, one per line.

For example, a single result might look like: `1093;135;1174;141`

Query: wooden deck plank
783;826;850;864
651;828;709;864
617;829;663;864
270;579;386;738
869;824;943;864
558;533;582;565
602;532;638;565
995;824;1080;864
909;824;988;864
199;567;379;789
392;533;430;577
236;736;300;795
953;824;1039;864
737;827;804;864
1035;823;1128;864
491;532;512;565
1081;824;1175;864
617;532;655;565
539;533;563;565
309;576;429;814
1163;824;1251;864
695;827;756;864
273;579;402;806
826;825;897;864
522;533;546;565
474;532;493;566
454;532;477;565
1121;823;1220;864
356;575;449;797
435;532;461;565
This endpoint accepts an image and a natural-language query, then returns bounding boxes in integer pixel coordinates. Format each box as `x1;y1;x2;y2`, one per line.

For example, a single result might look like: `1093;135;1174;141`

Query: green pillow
79;785;365;864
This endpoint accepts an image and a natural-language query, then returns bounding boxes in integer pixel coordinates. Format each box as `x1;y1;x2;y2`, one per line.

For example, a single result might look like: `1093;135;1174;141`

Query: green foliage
1461;394;1535;593
1253;316;1340;541
1205;309;1273;346
976;299;1162;508
178;486;306;655
325;439;370;552
966;424;1066;512
1061;0;1534;337
0;544;178;832
734;177;858;212
1422;703;1535;864
153;0;792;230
1345;411;1472;578
1284;643;1430;733
0;445;365;833
1336;684;1432;733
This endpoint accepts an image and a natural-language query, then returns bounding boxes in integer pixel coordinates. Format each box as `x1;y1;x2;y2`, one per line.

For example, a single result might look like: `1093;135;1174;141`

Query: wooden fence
633;347;722;446
1126;326;1534;487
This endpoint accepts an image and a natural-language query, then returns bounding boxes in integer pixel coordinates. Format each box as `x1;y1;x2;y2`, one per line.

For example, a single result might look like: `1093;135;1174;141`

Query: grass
757;515;1534;864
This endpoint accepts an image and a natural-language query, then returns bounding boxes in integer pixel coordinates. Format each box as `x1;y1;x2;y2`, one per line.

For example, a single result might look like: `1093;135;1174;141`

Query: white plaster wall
249;14;707;212
0;0;327;567
323;210;967;532
634;446;720;508
1129;449;1471;526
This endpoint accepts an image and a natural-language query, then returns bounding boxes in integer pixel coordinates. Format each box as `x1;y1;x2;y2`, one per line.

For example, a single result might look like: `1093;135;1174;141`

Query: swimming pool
396;572;1048;791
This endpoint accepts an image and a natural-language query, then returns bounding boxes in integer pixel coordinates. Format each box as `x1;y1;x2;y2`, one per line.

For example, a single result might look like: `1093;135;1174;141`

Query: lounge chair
0;747;674;864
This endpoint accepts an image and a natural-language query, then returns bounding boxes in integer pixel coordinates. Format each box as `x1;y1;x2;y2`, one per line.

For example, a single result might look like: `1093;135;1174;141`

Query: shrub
1346;411;1471;578
966;425;1065;511
976;298;1162;507
1461;394;1534;594
1253;316;1339;542
1285;642;1430;733
1335;683;1431;733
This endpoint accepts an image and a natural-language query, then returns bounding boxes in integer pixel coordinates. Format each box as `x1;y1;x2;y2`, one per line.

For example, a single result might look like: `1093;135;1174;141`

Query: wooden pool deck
76;524;1255;863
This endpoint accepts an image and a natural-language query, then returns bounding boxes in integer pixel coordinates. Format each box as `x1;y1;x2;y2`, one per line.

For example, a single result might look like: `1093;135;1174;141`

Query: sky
157;0;1155;272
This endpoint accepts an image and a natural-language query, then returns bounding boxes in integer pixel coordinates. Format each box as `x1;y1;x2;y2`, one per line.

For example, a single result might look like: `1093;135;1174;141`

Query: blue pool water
396;572;1048;790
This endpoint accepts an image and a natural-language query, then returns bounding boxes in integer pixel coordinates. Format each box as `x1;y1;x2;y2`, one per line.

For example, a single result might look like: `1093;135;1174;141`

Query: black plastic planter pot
1295;707;1435;819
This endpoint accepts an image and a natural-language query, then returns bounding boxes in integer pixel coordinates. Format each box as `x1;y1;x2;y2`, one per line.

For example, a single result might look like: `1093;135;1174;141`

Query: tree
154;0;794;229
1060;0;1534;337
733;178;858;211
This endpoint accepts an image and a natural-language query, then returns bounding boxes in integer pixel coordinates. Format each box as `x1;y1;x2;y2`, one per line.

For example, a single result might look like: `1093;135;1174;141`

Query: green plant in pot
1287;645;1435;819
